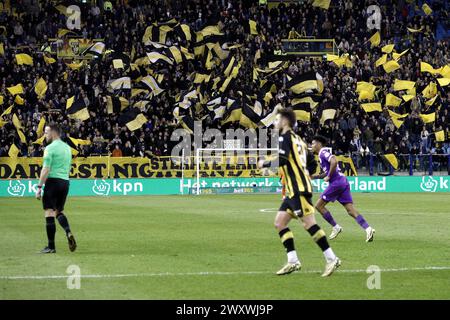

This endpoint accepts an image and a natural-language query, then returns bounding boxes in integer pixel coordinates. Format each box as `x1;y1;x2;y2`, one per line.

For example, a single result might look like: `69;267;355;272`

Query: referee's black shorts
42;178;70;212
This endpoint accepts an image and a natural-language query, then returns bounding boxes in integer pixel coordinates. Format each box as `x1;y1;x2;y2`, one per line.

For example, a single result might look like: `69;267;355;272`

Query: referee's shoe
67;232;77;252
39;247;56;254
39;233;76;253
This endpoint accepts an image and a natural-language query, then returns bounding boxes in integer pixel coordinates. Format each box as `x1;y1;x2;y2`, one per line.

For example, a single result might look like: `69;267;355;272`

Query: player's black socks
46;217;56;250
56;213;71;235
307;224;329;252
278;228;295;253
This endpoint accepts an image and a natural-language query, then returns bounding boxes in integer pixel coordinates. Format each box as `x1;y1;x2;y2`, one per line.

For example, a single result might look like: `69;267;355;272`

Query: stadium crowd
0;0;448;173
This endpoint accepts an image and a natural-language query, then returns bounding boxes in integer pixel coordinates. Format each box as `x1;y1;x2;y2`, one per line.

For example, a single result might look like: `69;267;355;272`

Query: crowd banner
0;176;448;197
0;156;357;179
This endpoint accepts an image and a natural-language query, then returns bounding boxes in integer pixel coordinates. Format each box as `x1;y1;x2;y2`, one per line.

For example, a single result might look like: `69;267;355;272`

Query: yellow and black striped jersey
277;130;313;198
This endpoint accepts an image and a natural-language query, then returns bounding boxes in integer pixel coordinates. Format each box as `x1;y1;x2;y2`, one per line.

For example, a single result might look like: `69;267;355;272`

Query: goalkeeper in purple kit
311;135;375;242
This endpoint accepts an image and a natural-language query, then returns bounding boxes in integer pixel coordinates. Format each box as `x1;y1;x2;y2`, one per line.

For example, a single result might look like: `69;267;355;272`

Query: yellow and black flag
109;77;131;90
106;96;129;114
7;83;24;96
1;105;13;118
174;24;192;42
133;100;151;111
421;81;437;99
381;153;399;170
320;100;337;125
286;72;319;94
68;136;91;147
214;75;235;93
43;54;56;64
62;136;83;156
36;117;46;137
420;61;441;75
393;79;415;91
434;130;446;142
173;106;195;134
142;24;174;44
383;60;401;73
197;24;223;38
8;143;20;158
361;102;382;113
66;96;90;121
312;0;331;10
146;51;174;65
248;20;260;35
240;103;262;129
223;55;238;77
15;95;25;105
83;42;105;57
35;78;48;99
385;93;402;107
207;97;226;121
180;113;195;134
12;113;27;143
420;110;436;124
32;135;46;145
422;3;433;15
221;98;262;129
166;46;185;64
140;75;164;96
260;103;283;127
221;99;242;124
15;53;33;66
292;102;311;122
110;51;131;70
66;61;84;70
129;64;146;81
388;109;407;129
291;95;320;110
368;31;381;47
119;107;148;131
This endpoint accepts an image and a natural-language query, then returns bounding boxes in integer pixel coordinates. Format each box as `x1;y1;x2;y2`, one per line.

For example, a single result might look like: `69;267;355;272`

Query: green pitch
1;193;449;299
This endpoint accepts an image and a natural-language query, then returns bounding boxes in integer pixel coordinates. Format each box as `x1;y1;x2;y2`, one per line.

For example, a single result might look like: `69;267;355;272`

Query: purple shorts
321;180;353;204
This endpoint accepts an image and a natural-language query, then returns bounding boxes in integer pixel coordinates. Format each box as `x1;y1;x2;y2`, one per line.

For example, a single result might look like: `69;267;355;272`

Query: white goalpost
193;147;279;195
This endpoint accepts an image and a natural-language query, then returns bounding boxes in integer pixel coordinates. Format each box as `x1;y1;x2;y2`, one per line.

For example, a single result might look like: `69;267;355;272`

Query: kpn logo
92;179;143;196
92;179;111;196
7;180;26;197
419;176;448;192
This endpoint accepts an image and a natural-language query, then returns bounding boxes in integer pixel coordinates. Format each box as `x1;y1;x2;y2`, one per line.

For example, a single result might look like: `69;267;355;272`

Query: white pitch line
1;266;449;280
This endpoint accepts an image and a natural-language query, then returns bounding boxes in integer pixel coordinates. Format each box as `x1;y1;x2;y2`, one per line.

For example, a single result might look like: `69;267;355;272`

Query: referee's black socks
46;217;56;250
56;213;71;235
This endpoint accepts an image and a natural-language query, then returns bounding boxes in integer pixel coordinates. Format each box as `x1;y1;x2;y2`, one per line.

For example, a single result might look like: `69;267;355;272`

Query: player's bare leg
299;213;341;277
40;209;56;253
274;211;301;275
315;198;342;240
343;203;375;242
56;210;77;252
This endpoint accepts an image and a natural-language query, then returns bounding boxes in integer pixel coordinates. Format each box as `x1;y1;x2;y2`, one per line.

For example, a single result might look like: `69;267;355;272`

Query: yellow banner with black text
0;156;356;179
0;157;264;179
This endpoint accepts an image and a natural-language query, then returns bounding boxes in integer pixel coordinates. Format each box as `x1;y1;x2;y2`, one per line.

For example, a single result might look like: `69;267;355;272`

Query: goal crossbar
194;147;279;195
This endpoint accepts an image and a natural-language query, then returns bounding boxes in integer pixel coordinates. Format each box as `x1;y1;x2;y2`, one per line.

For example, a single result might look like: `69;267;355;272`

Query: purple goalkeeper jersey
318;148;346;184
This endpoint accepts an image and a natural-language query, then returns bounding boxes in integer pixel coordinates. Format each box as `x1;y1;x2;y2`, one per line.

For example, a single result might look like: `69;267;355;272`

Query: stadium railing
348;152;450;176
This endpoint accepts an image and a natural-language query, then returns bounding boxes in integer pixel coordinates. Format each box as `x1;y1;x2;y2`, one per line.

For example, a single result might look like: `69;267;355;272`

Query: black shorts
279;193;315;218
42;178;70;212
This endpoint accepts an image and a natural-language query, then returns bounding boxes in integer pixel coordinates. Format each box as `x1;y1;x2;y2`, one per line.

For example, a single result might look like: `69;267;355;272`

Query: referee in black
35;124;77;253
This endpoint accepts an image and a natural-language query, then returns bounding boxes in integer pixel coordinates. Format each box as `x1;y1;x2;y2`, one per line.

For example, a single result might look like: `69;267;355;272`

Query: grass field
1;193;449;299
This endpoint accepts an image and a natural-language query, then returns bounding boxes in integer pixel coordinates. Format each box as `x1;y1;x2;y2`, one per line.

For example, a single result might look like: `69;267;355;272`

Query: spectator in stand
112;145;123;157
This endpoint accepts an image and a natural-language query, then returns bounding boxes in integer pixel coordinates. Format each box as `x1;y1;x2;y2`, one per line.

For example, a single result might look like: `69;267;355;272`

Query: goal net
186;146;281;195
